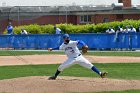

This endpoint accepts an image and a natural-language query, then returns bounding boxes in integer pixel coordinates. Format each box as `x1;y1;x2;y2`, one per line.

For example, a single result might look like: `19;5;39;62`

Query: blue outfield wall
0;33;140;49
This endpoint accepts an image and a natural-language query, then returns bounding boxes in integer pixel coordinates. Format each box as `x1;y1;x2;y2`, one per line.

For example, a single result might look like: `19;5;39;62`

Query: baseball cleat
100;72;108;78
48;76;56;80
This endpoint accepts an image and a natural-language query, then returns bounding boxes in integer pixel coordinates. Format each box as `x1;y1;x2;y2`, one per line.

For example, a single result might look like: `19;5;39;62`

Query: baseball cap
63;34;69;39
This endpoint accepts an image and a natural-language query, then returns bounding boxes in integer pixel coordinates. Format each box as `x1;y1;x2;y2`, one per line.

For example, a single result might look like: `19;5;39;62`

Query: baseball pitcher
48;34;108;80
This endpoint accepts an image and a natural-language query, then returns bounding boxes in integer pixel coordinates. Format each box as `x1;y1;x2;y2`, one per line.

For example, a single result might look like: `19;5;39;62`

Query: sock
54;70;61;78
91;66;101;75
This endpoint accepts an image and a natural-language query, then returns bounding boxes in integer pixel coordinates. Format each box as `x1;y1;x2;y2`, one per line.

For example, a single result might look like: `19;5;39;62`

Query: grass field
0;50;140;56
0;63;139;80
92;90;140;93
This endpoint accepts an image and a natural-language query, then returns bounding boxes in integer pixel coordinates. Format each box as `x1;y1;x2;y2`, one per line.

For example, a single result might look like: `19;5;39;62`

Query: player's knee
58;66;64;71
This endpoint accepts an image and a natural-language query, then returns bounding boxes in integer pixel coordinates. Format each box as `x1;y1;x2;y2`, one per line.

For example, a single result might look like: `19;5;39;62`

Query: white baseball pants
58;55;93;71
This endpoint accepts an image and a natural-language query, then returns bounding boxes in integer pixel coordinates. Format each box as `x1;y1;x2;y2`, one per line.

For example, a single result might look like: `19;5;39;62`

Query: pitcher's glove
48;48;53;51
82;45;88;54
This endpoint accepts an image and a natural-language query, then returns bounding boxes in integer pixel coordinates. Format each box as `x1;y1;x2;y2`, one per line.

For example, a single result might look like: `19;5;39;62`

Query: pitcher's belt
74;54;81;58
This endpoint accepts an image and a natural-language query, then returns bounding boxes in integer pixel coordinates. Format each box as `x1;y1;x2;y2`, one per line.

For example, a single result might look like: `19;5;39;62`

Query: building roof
0;5;140;20
0;5;140;12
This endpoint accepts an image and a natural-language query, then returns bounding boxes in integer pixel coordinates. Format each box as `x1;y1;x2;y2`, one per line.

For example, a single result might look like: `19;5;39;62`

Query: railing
0;33;140;49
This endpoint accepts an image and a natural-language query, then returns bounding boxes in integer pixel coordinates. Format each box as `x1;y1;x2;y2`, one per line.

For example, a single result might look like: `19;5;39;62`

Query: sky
0;0;139;6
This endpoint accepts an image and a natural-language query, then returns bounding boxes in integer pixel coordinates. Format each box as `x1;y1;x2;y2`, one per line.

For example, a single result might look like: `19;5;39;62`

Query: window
80;15;91;23
103;18;109;23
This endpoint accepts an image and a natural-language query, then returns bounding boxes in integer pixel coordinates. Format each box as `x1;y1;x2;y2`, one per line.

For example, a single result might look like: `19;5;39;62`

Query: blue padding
0;33;140;49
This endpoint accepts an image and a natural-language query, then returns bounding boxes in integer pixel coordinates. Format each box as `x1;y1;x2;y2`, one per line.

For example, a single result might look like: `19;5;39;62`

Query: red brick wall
124;14;140;20
76;16;80;24
92;14;116;24
34;16;59;24
0;19;9;34
12;15;64;26
19;16;60;25
67;15;77;24
0;13;140;34
122;0;131;8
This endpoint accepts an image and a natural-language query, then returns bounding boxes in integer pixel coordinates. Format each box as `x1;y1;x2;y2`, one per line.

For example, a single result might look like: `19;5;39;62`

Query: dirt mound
0;76;140;93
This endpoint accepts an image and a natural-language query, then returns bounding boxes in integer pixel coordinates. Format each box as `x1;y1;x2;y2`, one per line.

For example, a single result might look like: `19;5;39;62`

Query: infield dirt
0;55;140;66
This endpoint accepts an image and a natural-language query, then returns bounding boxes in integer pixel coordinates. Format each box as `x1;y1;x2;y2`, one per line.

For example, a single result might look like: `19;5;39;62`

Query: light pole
8;7;14;23
17;6;20;25
63;6;68;23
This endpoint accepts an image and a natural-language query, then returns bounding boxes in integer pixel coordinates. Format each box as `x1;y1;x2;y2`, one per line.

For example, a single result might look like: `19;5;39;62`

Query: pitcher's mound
0;76;140;93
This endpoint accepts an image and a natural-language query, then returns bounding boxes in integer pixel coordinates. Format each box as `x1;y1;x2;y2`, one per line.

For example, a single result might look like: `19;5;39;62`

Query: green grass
87;51;140;57
0;50;64;56
0;50;140;56
0;63;139;80
87;90;140;93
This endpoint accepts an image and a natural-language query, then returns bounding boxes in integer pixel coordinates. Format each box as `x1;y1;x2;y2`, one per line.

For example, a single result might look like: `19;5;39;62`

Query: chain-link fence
0;5;114;34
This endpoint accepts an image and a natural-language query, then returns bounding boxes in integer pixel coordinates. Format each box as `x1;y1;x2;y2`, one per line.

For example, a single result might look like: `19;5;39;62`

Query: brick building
0;0;140;34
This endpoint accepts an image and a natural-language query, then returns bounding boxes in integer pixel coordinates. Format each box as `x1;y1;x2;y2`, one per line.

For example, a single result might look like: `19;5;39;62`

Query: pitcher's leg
77;56;102;76
77;56;108;78
58;58;75;71
48;58;75;80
